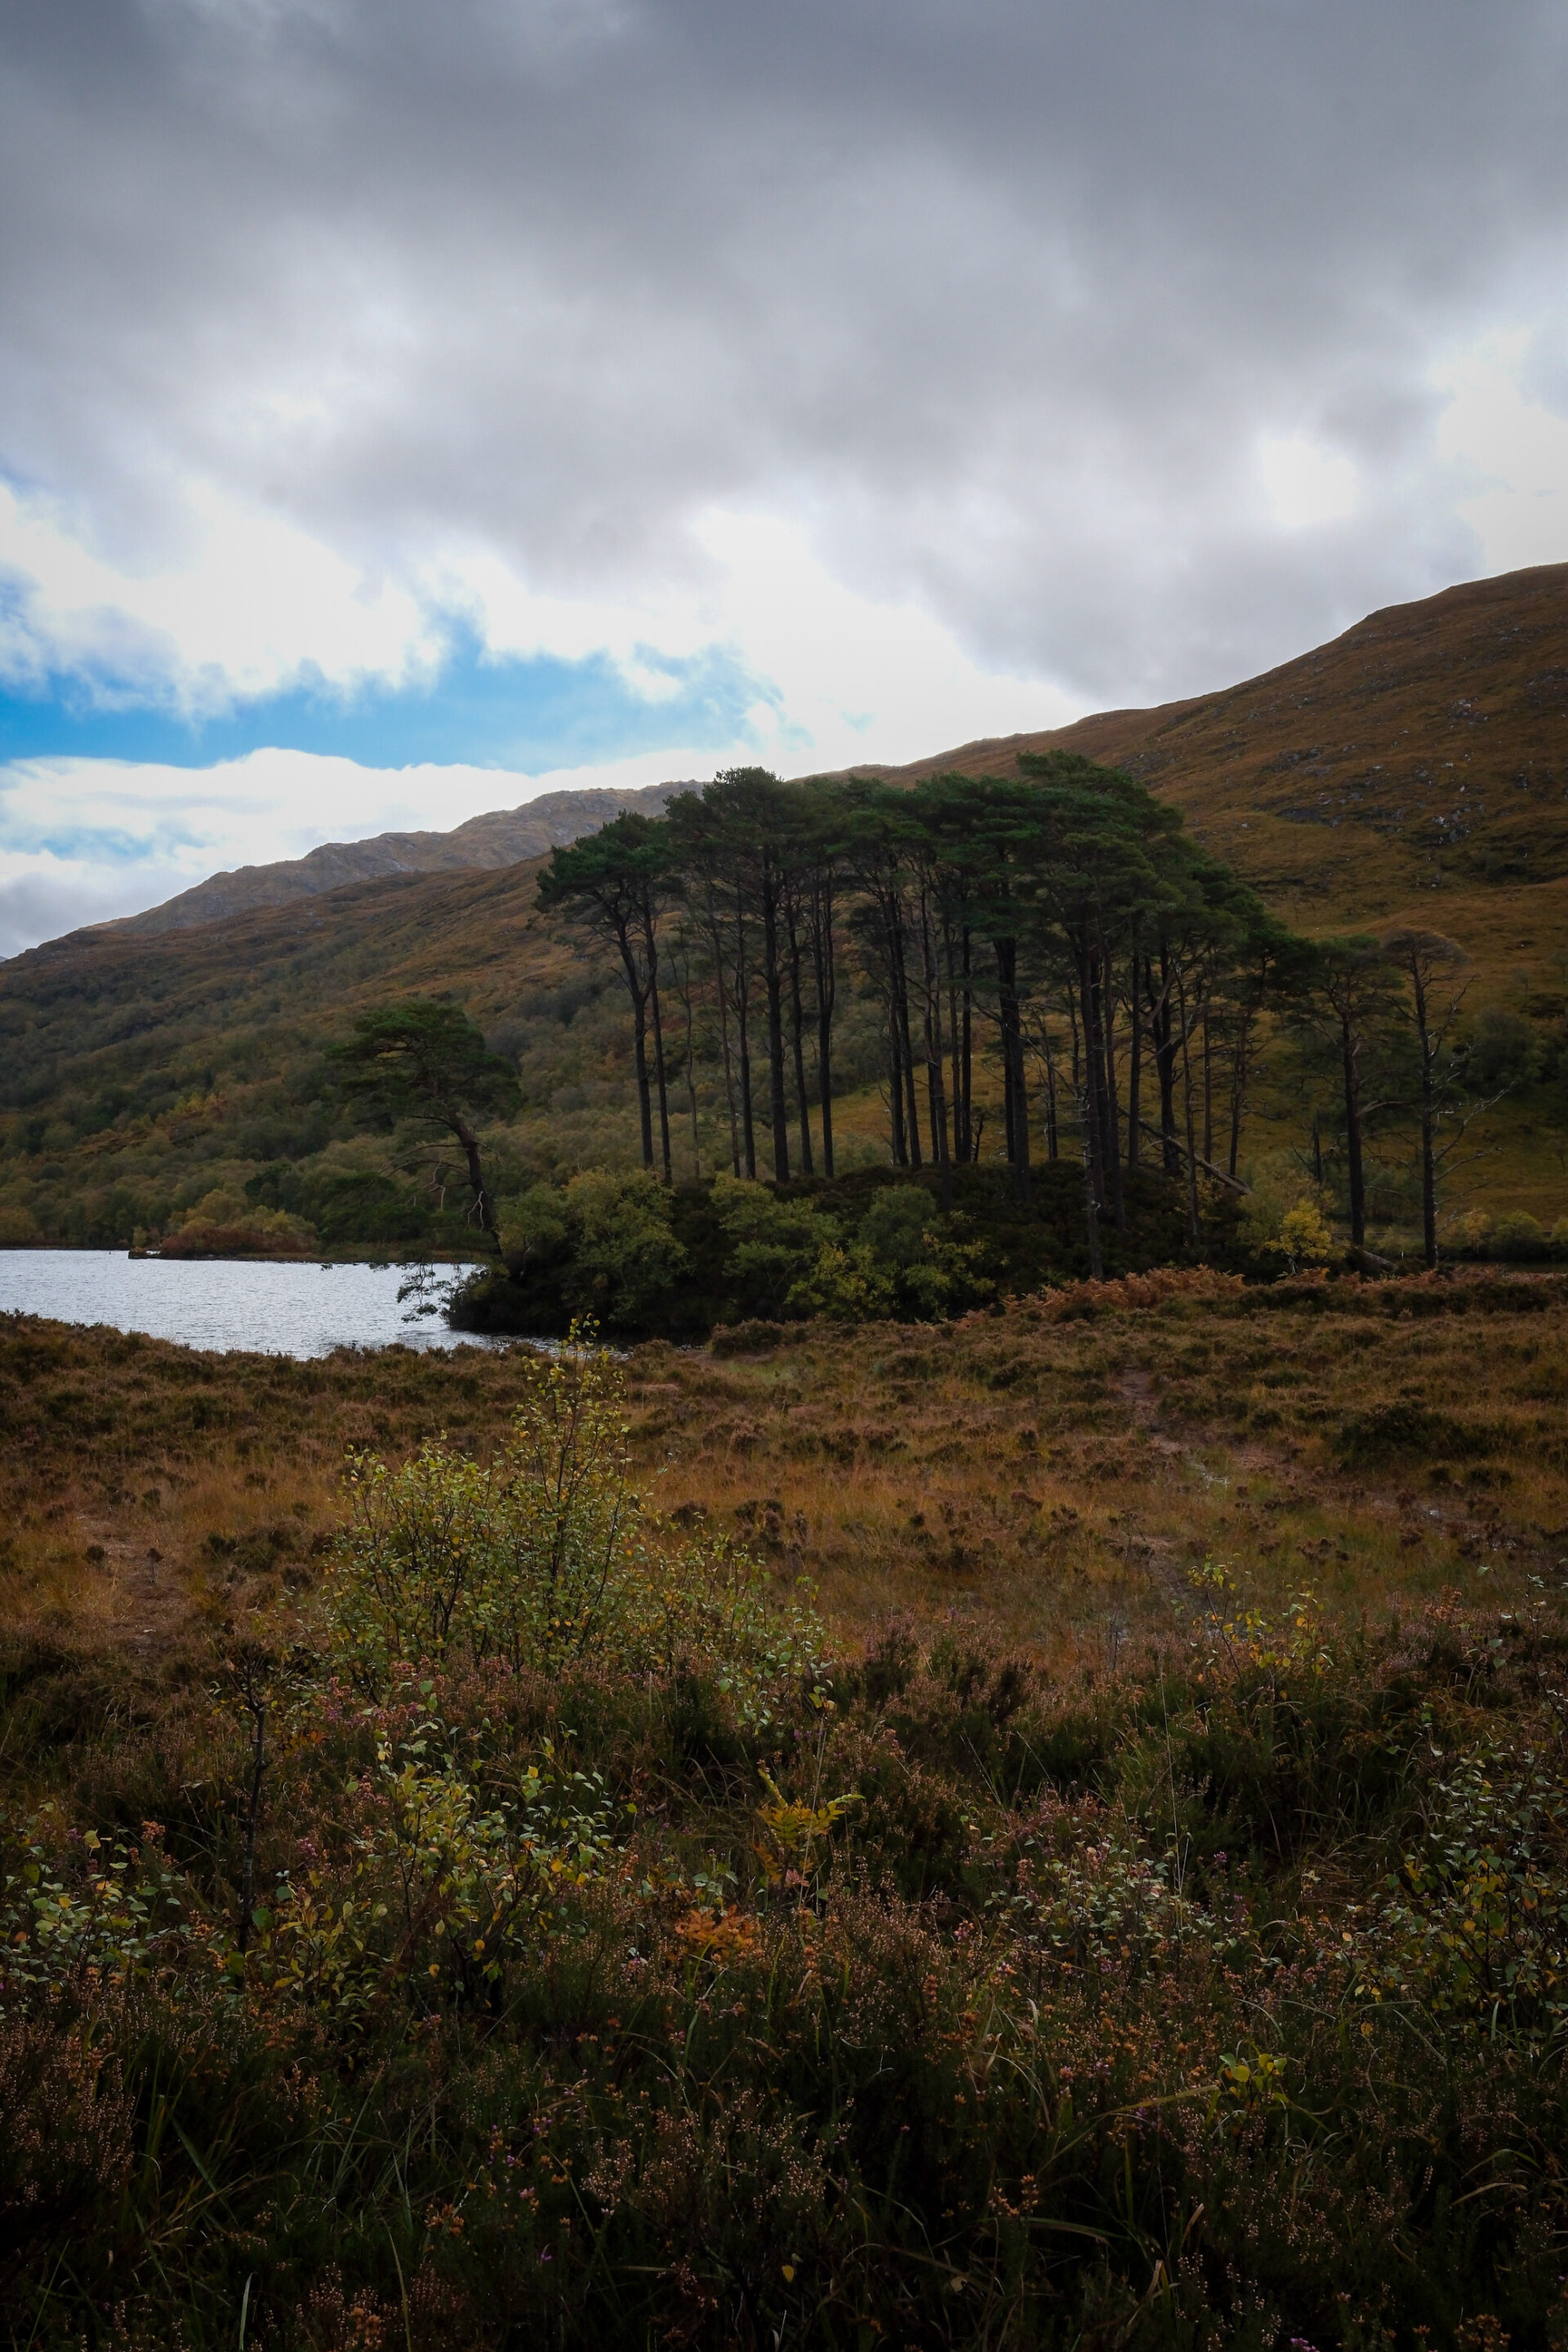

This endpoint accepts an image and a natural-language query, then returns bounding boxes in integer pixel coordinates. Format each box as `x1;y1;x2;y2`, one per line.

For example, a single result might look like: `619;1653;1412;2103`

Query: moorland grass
3;1280;1568;2346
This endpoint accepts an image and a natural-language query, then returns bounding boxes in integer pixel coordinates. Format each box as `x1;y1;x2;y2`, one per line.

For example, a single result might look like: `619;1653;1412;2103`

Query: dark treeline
540;755;1294;1253
538;760;1526;1271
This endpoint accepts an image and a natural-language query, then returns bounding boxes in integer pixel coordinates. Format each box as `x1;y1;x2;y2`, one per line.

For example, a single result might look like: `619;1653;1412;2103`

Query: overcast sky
2;0;1567;951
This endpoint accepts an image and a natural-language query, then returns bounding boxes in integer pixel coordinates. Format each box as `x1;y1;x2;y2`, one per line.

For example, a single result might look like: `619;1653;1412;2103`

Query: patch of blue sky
0;625;774;771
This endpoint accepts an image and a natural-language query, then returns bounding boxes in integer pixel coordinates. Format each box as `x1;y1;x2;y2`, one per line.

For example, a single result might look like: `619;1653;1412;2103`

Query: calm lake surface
0;1251;498;1359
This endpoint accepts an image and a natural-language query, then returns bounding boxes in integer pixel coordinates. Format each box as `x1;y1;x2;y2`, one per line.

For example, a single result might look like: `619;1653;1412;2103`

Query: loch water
0;1250;497;1359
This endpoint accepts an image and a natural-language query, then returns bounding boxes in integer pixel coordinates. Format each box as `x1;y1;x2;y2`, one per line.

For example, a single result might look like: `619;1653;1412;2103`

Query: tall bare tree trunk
1341;1010;1367;1249
889;898;922;1169
1227;1008;1254;1179
1079;1084;1102;1280
1097;930;1126;1233
454;1111;503;1251
682;970;701;1181
786;902;814;1177
960;925;974;1159
810;871;836;1178
706;902;741;1177
733;915;757;1180
1077;943;1105;1209
1127;939;1142;1172
919;887;952;1210
614;922;655;1172
1042;1015;1059;1160
1154;951;1180;1177
887;991;907;1166
761;857;791;1183
642;905;672;1183
995;935;1030;1203
1175;962;1202;1248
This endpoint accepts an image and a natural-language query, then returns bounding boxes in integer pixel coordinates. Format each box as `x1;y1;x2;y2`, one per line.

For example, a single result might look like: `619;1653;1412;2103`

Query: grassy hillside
858;563;1568;999
2;567;1565;1254
0;860;585;1247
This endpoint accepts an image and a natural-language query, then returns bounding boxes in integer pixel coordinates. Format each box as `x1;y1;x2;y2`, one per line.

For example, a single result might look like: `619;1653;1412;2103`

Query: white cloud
0;478;437;705
1256;434;1361;531
1432;333;1568;575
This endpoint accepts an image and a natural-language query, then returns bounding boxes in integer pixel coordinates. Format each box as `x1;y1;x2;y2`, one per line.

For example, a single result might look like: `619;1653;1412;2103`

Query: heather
3;1286;1568;2346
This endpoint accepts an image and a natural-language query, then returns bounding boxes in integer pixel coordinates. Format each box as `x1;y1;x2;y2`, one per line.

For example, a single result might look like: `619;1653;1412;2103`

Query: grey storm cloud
2;0;1566;706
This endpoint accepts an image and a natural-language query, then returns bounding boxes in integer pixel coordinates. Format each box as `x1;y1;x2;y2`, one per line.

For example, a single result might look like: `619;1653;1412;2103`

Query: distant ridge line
102;782;688;939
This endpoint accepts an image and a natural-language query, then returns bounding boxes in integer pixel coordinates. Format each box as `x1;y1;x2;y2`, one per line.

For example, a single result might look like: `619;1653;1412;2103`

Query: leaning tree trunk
454;1111;503;1252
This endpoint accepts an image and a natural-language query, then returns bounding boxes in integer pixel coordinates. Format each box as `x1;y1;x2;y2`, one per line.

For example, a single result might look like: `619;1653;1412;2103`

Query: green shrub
714;1169;991;1323
256;1723;624;2021
1489;1209;1550;1261
0;1811;195;2001
1346;1743;1568;2035
1335;1401;1501;1465
325;1334;824;1714
710;1170;839;1318
1463;1003;1541;1091
559;1168;688;1323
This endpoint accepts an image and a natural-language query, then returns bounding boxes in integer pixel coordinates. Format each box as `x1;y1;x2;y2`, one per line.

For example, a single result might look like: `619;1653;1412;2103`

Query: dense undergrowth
5;1334;1568;2349
453;1161;1238;1338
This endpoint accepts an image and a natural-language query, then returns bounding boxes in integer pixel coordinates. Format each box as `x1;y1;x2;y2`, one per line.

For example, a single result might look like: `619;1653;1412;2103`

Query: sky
2;2;1568;956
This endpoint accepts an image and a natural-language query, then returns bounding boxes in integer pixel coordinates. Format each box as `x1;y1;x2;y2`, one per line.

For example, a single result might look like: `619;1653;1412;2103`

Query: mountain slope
844;563;1568;933
111;781;684;938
